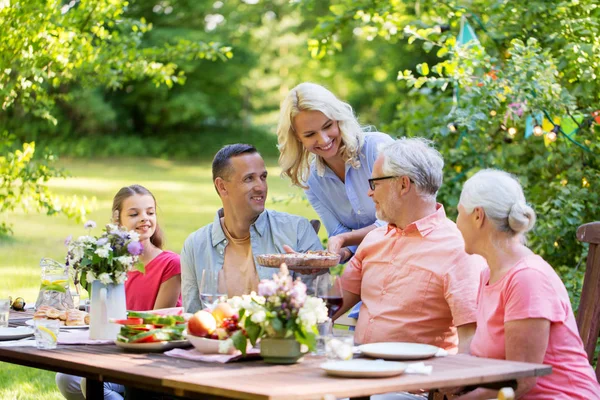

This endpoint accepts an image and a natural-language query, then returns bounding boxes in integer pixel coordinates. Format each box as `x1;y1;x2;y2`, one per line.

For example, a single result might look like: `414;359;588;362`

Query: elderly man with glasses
333;137;486;356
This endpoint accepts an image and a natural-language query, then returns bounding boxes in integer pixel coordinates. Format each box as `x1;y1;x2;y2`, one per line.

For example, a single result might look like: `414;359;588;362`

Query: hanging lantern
533;125;544;136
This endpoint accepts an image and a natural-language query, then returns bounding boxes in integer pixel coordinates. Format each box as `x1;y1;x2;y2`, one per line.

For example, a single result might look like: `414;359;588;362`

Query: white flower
250;310;266;324
94;243;111;258
116;256;133;267
99;273;112;285
69;246;84;264
86;271;96;282
128;230;140;242
297;297;328;329
218;338;234;354
106;224;119;234
115;271;127;284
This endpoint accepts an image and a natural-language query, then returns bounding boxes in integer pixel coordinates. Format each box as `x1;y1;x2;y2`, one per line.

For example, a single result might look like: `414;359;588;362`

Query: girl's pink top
470;254;600;399
125;250;182;311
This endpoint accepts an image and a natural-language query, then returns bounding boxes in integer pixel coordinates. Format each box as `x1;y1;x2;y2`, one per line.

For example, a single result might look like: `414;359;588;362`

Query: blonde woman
454;169;600;399
277;82;393;261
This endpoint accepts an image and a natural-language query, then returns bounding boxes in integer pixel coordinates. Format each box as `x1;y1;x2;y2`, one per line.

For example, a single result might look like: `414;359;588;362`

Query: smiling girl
56;185;181;400
277;82;394;261
113;184;181;310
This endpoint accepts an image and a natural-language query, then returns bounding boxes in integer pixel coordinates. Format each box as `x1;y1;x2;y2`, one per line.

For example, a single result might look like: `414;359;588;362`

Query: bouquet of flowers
224;265;329;355
65;221;144;291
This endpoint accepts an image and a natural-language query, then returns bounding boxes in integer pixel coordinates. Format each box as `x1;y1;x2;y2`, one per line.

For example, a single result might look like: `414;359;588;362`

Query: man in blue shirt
181;144;323;313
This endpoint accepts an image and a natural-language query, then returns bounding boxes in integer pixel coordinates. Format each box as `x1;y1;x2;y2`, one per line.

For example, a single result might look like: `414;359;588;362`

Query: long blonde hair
277;82;365;188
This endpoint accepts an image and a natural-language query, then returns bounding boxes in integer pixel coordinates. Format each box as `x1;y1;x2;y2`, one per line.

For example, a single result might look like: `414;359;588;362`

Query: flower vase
89;280;127;340
260;338;304;364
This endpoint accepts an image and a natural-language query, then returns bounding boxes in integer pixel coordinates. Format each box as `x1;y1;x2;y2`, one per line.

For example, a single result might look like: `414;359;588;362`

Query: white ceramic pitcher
89;280;127;340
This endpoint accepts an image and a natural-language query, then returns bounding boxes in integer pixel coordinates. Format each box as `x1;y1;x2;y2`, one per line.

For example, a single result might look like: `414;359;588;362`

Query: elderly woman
454;169;600;399
277;82;394;260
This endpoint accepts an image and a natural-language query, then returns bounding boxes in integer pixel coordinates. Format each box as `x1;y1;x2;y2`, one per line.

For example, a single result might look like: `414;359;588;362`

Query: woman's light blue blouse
305;132;394;247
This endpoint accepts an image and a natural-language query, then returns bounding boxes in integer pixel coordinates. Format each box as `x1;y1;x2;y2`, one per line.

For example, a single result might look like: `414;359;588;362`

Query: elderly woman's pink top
470;255;600;399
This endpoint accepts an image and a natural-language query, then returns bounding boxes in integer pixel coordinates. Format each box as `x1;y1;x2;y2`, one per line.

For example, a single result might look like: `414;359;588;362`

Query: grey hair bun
508;202;536;233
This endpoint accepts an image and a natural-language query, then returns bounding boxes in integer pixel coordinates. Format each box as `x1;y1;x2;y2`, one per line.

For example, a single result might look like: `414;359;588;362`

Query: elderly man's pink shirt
341;204;486;351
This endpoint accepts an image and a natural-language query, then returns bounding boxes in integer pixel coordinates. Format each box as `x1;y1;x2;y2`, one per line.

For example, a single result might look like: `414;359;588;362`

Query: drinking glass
200;269;227;310
314;274;343;319
34;319;60;349
314;319;332;356
0;298;10;328
325;333;354;360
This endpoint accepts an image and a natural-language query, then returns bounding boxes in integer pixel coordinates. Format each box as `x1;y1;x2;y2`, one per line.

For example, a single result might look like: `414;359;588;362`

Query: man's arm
456;322;476;353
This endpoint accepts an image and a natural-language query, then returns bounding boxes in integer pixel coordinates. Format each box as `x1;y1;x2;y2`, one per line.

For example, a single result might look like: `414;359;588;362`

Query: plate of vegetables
113;311;191;352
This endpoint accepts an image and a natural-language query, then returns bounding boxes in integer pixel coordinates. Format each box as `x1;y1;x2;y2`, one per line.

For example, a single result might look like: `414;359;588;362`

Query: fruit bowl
187;334;227;354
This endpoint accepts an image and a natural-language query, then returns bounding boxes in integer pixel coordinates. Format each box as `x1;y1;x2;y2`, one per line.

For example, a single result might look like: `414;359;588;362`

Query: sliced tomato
131;333;161;344
113;318;144;325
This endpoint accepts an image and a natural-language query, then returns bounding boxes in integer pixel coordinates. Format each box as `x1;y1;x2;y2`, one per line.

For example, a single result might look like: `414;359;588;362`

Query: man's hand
327;235;345;257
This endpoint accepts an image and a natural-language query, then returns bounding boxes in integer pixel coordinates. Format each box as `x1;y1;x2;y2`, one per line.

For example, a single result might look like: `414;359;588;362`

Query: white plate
0;327;34;341
358;342;439;360
115;339;191;352
25;319;89;330
321;359;407;378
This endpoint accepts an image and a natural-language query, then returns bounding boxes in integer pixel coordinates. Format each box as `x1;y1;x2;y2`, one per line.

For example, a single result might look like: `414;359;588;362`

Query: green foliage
0;132;92;236
304;0;600;305
0;0;230;235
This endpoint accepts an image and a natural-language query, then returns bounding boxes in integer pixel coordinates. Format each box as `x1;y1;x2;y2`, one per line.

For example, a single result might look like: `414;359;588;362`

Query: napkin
404;362;433;375
57;330;112;345
164;347;261;363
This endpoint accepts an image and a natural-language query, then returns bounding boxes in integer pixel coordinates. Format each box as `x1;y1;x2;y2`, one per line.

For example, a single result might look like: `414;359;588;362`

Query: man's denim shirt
181;208;323;313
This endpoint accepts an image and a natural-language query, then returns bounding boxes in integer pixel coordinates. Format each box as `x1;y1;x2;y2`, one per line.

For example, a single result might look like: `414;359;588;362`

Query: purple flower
290;281;307;307
258;280;278;297
84;220;97;230
127;241;143;256
64;235;72;246
96;237;108;246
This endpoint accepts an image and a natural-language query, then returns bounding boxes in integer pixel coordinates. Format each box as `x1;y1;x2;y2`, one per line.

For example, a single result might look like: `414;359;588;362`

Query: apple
212;302;235;324
187;310;217;337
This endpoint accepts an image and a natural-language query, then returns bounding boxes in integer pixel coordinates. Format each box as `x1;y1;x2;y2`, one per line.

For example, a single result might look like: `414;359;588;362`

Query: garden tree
3;0;344;159
0;0;230;236
303;0;600;306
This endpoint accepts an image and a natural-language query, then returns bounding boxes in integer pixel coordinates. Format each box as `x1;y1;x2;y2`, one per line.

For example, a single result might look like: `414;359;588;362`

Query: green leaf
231;330;247;356
245;321;261;346
270;317;284;335
329;5;345;16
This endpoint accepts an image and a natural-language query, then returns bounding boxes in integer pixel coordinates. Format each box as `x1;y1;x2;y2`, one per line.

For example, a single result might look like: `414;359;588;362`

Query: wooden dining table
1;310;552;400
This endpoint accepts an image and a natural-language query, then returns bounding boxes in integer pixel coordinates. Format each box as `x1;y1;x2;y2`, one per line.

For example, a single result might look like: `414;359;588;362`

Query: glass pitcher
34;258;74;310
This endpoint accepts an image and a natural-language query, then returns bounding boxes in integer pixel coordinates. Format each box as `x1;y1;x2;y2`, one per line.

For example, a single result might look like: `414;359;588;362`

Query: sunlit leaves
0;0;230;236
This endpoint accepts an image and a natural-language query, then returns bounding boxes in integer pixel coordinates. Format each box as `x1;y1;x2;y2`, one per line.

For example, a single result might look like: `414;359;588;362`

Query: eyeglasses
368;176;413;190
368;176;396;190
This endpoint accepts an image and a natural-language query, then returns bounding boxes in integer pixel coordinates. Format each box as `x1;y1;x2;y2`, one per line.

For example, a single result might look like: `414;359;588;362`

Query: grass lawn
0;157;319;400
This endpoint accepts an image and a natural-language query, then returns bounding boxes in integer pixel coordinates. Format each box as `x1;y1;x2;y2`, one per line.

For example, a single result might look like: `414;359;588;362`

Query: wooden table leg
85;378;104;400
